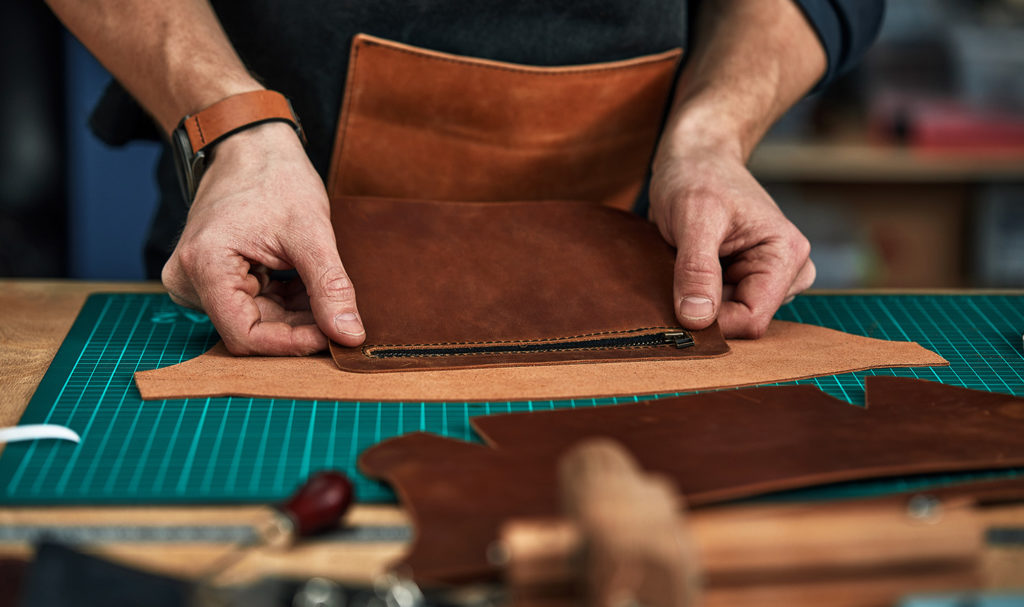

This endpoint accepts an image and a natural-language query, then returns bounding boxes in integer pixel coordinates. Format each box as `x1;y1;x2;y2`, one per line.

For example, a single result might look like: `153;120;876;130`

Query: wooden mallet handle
502;438;700;607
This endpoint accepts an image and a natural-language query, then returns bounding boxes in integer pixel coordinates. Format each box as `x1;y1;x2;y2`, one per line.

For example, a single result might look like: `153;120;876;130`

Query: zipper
363;328;694;359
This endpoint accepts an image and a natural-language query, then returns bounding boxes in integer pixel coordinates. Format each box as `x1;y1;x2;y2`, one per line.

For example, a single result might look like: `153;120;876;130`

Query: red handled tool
201;471;355;583
263;471;355;548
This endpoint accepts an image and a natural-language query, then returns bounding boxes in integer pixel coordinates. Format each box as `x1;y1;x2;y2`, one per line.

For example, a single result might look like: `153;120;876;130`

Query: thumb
292;235;366;347
672;228;723;331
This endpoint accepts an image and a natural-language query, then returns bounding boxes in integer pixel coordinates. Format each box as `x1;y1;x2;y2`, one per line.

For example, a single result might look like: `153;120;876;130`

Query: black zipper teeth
366;331;694;359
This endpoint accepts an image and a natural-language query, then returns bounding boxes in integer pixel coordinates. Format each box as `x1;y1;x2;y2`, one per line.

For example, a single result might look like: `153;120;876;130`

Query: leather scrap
358;378;1024;583
134;320;946;401
329;198;728;372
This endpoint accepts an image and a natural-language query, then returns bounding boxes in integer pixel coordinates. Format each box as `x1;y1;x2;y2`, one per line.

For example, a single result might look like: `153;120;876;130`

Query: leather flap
328;34;682;209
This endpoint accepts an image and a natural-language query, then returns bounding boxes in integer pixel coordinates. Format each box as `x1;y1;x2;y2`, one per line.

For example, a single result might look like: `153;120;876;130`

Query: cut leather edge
359;379;1023;583
134;320;948;402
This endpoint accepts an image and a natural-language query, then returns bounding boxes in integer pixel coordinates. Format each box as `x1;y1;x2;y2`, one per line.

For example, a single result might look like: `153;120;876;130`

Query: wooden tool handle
500;440;983;606
503;439;700;607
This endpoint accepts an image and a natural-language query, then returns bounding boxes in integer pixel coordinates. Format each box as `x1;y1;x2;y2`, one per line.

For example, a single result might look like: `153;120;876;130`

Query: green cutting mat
1;293;1022;505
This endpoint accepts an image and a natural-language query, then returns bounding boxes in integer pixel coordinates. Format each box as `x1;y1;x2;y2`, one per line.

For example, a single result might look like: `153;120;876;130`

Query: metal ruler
0;523;412;544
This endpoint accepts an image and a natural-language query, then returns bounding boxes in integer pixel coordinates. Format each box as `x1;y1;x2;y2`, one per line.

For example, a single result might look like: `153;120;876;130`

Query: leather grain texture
182;90;297;152
134;320;946;401
359;378;1024;583
329;197;728;372
327;34;682;210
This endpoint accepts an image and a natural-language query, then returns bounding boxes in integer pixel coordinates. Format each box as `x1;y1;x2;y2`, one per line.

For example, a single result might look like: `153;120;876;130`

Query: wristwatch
170;89;305;204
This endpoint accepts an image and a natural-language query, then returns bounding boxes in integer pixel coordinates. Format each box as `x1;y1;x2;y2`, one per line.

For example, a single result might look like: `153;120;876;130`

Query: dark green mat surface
1;293;1022;504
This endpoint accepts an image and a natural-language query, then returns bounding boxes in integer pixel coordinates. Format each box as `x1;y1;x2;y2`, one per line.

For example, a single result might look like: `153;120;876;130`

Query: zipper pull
662;331;694;349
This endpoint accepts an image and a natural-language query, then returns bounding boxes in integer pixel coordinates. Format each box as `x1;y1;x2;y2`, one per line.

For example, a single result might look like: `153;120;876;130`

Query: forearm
662;0;826;161
46;0;262;134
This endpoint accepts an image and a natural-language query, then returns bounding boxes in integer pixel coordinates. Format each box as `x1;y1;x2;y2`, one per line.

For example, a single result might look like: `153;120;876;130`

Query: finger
208;288;328;355
161;254;202;310
197;253;328;355
254;296;316;325
718;240;809;339
786;257;816;300
772;255;818;308
291;231;365;347
247;262;272;293
716;271;783;339
165;244;263;323
672;219;725;331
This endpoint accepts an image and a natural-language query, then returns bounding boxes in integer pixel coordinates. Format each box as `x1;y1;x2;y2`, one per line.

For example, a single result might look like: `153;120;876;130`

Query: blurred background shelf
750;142;1024;182
752;0;1024;290
751;141;1024;290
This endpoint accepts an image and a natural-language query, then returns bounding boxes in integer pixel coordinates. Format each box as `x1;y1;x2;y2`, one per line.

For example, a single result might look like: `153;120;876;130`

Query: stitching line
365;326;681;348
361;326;690;358
365;342;685;359
193;117;206;146
361;40;681;77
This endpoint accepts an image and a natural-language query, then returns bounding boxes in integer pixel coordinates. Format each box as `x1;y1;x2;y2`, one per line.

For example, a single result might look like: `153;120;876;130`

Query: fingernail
334;312;365;336
678;296;714;320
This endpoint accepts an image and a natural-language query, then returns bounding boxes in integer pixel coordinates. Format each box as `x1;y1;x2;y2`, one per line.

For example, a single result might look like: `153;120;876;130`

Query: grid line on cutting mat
0;293;1021;505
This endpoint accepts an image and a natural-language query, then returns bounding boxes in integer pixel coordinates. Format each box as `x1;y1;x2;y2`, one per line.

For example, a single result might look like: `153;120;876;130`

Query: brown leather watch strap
182;89;301;153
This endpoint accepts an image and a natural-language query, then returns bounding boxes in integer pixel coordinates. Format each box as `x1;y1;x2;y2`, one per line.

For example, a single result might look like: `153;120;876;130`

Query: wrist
163;74;265;135
172;90;305;204
210;120;305;163
189;120;319;215
656;94;748;166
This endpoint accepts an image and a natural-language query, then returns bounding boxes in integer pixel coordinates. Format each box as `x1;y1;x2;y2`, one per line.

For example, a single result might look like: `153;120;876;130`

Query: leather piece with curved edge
134;320;947;402
329;197;729;372
327;34;682;210
358;378;1024;583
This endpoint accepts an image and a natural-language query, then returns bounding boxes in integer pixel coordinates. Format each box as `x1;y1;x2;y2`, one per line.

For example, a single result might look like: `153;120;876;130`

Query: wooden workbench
1;280;1022;605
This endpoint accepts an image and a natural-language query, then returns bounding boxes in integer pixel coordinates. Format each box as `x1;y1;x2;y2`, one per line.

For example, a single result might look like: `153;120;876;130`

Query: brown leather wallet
329;197;728;372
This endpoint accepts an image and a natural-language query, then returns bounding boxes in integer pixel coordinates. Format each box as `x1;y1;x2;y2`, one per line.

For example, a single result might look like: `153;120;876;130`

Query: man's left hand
649;144;815;339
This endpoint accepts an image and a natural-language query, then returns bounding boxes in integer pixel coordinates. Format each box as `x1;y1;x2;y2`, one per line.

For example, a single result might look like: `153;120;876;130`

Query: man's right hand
161;121;365;356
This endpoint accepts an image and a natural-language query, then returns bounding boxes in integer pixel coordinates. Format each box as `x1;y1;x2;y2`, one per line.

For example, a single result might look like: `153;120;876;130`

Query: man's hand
649;0;827;338
162;122;365;355
44;0;359;356
650;145;814;339
44;1;358;354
